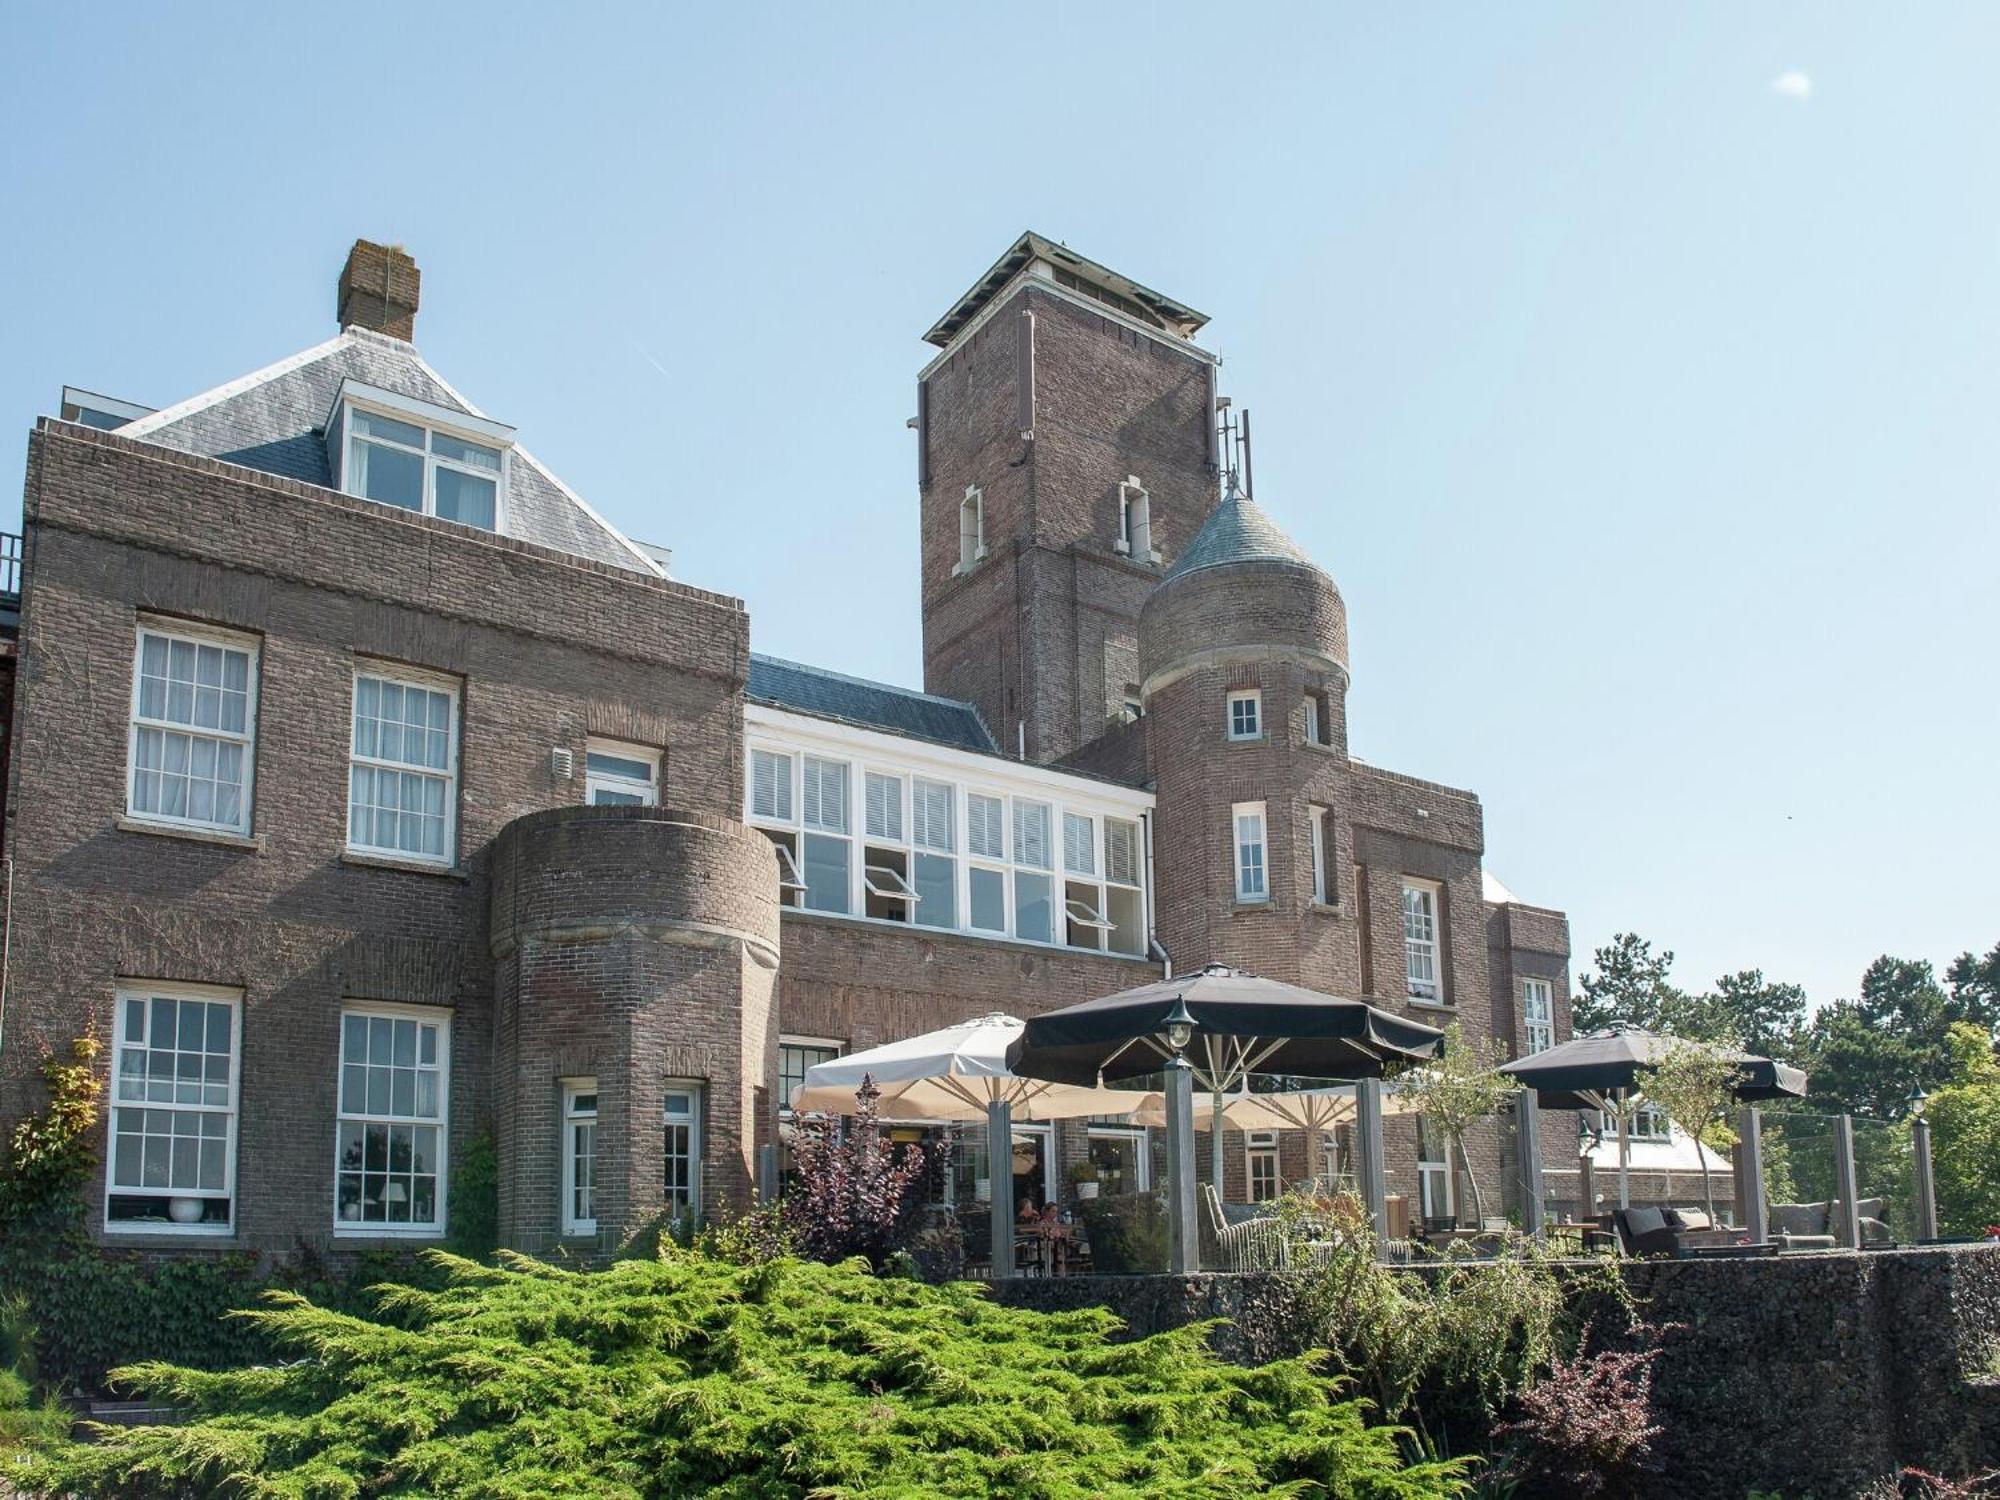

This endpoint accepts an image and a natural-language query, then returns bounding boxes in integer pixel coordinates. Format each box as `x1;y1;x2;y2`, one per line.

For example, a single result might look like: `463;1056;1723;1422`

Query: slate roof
747;655;998;754
116;329;656;575
1164;487;1323;583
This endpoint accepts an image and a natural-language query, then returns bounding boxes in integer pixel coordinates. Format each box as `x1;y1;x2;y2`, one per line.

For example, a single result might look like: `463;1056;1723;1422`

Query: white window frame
750;747;795;822
105;981;241;1236
561;1079;598;1236
1086;1123;1151;1193
1417;1116;1455;1222
584;739;659;806
957;486;986;574
126;620;260;837
664;1081;704;1219
1246;1130;1280;1203
334;1002;451;1238
346;664;460;867
1226;689;1262;742
332;383;513;533
1522;979;1555;1055
1302;694;1321;747
1402;878;1444;1004
1116;476;1154;561
1233;801;1269;903
1308;805;1329;906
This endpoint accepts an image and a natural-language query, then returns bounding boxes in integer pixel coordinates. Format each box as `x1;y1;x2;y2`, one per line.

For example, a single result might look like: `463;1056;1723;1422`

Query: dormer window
327;380;514;534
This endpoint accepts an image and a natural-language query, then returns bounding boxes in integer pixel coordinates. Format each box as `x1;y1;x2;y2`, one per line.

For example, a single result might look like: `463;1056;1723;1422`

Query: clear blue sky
4;5;1995;1009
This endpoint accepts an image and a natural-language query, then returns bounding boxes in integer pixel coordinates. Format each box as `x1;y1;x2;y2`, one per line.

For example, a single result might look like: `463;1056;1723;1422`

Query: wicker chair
1198;1183;1290;1271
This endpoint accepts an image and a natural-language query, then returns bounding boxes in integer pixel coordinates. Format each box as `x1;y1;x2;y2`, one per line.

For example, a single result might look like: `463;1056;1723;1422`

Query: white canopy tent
791;1013;1145;1277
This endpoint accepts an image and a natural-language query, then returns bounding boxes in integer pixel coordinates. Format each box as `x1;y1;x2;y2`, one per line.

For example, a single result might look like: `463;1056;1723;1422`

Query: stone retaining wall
990;1246;2000;1498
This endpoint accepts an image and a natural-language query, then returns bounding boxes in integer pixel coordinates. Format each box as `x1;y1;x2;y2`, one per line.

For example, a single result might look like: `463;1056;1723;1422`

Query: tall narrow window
1417;1117;1454;1224
1402;879;1443;1003
1522;979;1555;1054
128;623;258;836
1103;816;1146;955
1233;802;1268;902
664;1083;703;1219
348;667;458;865
967;790;1008;933
778;1038;841;1117
1117;477;1152;559
585;740;658;806
864;771;904;841
107;983;239;1233
800;756;852;914
336;1006;448;1234
1308;805;1329;905
911;778;957;930
562;1081;598;1236
958;487;985;572
1304;689;1333;746
1226;689;1262;741
1302;694;1321;747
1012;799;1053;943
1246;1131;1280;1202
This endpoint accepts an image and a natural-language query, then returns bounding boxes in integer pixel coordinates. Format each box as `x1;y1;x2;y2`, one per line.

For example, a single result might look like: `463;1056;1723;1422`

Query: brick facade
0;234;1576;1257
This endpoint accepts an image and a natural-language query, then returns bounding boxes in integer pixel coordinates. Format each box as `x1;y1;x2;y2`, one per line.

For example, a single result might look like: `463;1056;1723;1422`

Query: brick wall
0;423;747;1257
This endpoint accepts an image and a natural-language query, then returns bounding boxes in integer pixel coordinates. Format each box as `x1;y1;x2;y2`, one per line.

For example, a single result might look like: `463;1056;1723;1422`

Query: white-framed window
562;1080;598;1236
1308;805;1329;905
1600;1104;1671;1142
799;755;852;914
967;789;1008;934
958;487;985;572
106;982;240;1234
1102;815;1146;955
1304;689;1333;747
1116;476;1152;560
750;748;794;821
127;622;258;836
1086;1123;1150;1194
664;1082;703;1219
1233;802;1268;903
335;1005;449;1235
910;777;956;931
1226;689;1262;741
1522;979;1555;1055
1246;1131;1280;1203
1012;798;1055;943
1403;878;1443;1003
779;1037;842;1117
347;666;458;865
864;770;905;841
585;739;659;806
1417;1116;1454;1223
342;404;505;531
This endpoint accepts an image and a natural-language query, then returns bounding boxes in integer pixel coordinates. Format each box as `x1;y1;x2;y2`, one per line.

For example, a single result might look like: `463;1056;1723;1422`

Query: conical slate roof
1165;487;1324;582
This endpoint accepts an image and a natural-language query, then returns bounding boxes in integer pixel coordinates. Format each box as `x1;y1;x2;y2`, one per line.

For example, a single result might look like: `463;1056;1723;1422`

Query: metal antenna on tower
1240;409;1253;500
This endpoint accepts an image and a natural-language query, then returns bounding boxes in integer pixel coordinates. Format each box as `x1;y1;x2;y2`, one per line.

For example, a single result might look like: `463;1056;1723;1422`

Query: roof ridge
119;331;358;439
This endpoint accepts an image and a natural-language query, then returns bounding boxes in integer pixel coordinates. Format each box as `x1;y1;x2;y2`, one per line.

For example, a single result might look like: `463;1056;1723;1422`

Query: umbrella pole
1164;1054;1198;1274
1617;1090;1631;1209
988;1098;1014;1280
1210;1091;1225;1191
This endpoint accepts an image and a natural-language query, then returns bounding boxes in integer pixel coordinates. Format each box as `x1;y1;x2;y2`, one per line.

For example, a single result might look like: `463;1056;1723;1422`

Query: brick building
0;234;1576;1258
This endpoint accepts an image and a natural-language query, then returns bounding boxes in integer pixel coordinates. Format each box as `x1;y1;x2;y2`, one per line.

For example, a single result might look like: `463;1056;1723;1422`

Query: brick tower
916;233;1219;763
1138;484;1357;986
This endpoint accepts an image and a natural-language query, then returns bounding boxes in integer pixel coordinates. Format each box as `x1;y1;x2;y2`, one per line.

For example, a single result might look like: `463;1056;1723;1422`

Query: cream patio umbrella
791;1013;1146;1278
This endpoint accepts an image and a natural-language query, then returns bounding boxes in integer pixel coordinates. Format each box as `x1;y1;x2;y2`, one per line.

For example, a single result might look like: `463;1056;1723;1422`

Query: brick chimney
337;239;421;340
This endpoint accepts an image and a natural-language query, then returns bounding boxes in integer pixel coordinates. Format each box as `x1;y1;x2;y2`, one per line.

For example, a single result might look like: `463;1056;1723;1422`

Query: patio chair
1611;1206;1684;1258
1199;1183;1288;1271
1768;1201;1839;1252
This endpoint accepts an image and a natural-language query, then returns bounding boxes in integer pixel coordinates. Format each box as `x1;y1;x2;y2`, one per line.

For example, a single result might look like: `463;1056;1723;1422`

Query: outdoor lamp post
1908;1084;1938;1242
1161;999;1199;1274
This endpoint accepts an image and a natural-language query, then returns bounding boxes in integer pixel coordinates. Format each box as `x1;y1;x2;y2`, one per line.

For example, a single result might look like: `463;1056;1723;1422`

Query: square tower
916;234;1218;763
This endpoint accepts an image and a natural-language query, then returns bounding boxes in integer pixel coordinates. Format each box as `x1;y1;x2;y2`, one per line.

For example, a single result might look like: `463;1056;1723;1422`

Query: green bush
1077;1190;1169;1276
27;1250;1470;1499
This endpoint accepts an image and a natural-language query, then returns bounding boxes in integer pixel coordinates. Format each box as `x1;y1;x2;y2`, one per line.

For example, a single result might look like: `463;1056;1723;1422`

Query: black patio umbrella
1006;962;1448;1090
1499;1025;1808;1207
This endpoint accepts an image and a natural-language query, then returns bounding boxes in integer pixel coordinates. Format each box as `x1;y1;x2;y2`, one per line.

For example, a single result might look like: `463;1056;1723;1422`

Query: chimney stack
337;239;421;340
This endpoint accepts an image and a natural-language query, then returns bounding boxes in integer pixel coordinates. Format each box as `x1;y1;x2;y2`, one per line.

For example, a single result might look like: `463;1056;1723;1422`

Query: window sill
1232;896;1271;909
116;817;262;852
1309;899;1345;917
103;1226;240;1245
1299;739;1341;757
1225;735;1266;747
1405;997;1455;1012
340;850;468;880
331;1226;447;1241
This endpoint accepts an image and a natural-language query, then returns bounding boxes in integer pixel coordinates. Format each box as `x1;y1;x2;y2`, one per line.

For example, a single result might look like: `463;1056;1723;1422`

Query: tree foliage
0;1032;103;1228
1637;1040;1742;1223
1391;1024;1518;1225
1927;1022;2000;1238
25;1250;1472;1499
781;1078;933;1272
